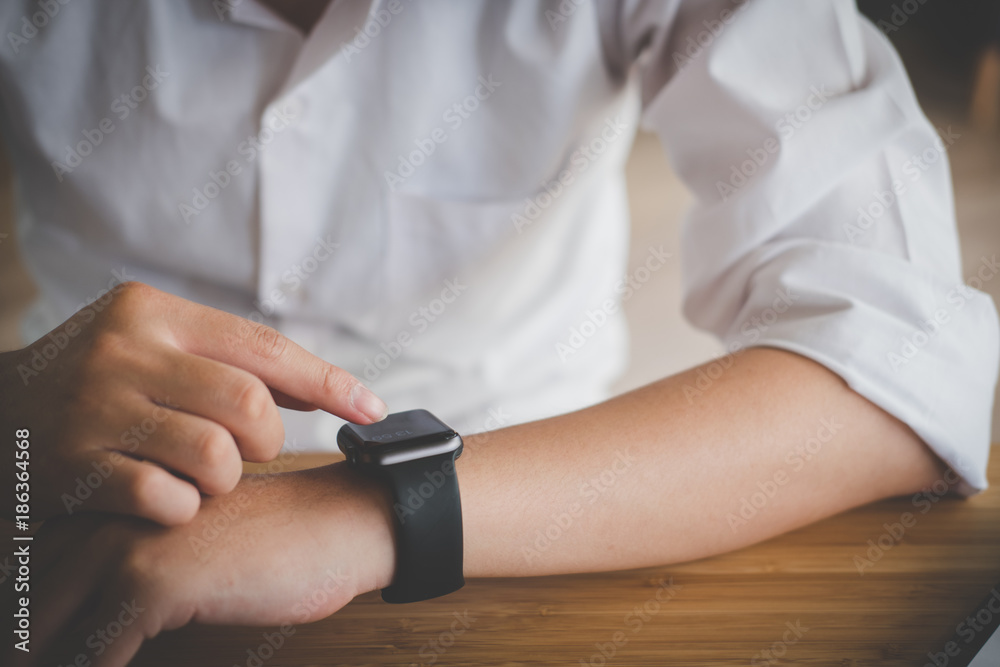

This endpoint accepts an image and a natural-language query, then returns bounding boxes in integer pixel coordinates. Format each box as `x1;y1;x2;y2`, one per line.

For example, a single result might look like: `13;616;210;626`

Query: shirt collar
222;0;299;35
224;0;376;98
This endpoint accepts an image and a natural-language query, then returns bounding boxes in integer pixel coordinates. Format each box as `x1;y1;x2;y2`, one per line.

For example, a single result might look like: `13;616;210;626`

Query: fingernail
352;383;388;423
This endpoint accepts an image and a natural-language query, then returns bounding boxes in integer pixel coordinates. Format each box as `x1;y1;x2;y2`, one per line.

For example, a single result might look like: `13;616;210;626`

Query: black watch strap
379;451;465;603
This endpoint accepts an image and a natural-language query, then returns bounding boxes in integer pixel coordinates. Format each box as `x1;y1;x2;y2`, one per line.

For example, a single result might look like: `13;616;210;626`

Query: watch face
337;409;462;466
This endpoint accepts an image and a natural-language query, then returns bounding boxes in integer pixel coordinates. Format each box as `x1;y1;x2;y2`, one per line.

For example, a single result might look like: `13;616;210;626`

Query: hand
6;463;396;667
0;281;388;525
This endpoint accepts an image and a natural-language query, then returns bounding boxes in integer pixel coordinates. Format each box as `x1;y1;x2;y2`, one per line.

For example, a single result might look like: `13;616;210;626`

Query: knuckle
81;316;144;366
116;543;161;600
127;466;166;519
117;542;149;582
193;425;235;472
115;280;149;298
243;322;288;362
105;281;154;316
75;332;136;390
320;364;354;399
232;378;272;423
86;329;127;359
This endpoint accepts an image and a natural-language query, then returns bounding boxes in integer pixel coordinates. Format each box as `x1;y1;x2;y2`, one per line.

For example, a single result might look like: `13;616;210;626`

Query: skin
0;281;387;526
4;345;946;665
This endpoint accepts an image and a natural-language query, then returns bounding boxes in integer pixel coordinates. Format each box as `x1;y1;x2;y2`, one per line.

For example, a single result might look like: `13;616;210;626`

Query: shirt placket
251;0;375;320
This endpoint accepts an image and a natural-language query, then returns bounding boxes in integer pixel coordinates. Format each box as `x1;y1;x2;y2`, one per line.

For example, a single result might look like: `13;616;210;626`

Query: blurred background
0;0;998;440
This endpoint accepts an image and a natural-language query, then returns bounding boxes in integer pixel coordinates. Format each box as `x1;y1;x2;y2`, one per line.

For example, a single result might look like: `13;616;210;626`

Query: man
0;0;996;664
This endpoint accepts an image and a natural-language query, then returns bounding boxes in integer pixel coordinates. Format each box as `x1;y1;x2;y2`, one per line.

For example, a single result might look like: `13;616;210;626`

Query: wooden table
128;448;1000;666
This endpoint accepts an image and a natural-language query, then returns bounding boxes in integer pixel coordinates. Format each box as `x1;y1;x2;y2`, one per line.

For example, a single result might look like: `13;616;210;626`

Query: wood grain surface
122;447;1000;666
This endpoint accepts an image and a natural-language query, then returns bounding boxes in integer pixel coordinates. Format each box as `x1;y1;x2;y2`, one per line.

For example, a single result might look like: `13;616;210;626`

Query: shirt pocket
382;190;525;313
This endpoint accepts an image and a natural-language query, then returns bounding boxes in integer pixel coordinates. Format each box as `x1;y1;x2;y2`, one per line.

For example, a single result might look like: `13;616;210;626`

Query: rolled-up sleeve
601;0;1000;495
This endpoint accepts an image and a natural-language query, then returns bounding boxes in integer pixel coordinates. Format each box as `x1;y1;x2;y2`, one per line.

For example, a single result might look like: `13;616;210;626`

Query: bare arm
458;347;944;578
17;347;950;666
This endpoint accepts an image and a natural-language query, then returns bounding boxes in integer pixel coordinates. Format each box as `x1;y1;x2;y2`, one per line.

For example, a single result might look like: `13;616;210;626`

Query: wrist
300;461;397;596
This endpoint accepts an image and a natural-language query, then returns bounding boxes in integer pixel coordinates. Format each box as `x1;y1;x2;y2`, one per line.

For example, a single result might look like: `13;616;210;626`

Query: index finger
167;301;387;424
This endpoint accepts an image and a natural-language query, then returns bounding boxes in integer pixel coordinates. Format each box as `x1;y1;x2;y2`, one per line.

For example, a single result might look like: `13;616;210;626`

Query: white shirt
1;0;996;494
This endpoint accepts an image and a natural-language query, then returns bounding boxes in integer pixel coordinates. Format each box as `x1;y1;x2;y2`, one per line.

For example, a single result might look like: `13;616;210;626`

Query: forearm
456;347;945;577
21;346;948;662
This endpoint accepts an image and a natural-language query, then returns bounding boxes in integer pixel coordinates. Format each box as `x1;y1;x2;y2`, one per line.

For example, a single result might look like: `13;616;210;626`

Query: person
1;0;997;664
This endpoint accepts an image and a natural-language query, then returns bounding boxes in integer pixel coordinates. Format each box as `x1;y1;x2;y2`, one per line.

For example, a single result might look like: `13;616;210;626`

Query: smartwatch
337;409;465;603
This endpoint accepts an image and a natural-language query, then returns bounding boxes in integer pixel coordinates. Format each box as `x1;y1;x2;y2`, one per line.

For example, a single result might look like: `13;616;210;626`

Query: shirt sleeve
600;0;1000;495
